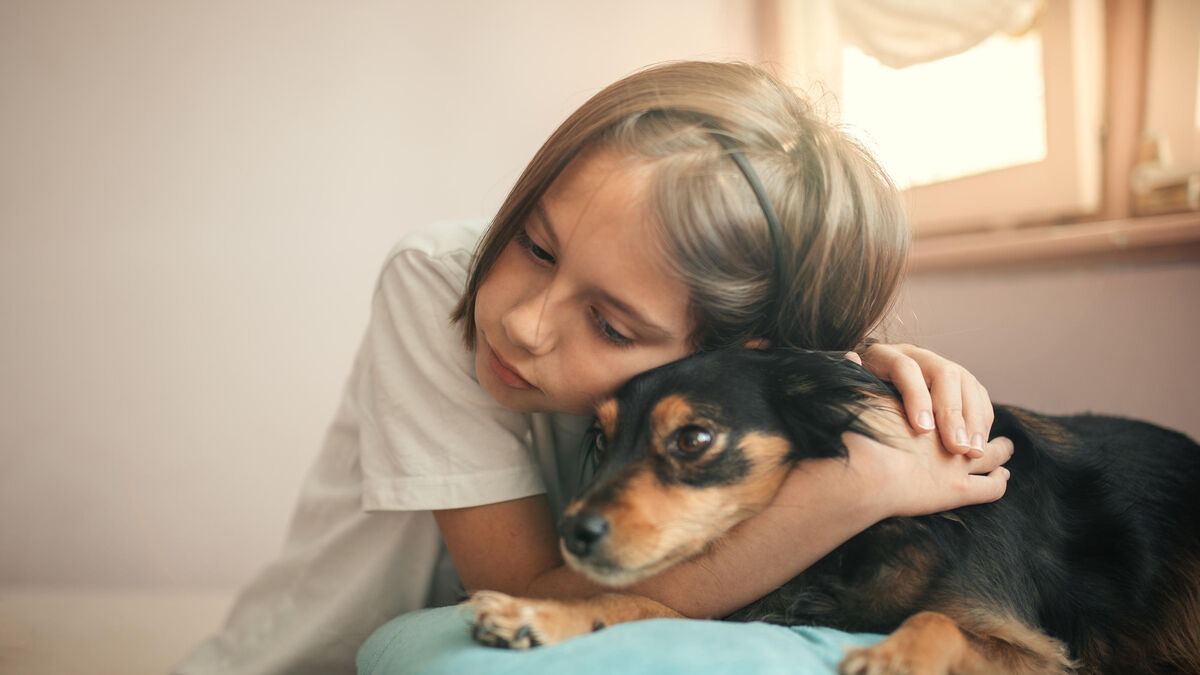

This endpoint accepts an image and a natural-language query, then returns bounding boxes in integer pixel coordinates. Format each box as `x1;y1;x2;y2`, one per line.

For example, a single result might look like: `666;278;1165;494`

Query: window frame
757;0;1200;271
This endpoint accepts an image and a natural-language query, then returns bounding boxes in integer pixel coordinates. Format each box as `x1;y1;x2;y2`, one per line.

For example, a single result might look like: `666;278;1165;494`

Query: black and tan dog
468;349;1200;674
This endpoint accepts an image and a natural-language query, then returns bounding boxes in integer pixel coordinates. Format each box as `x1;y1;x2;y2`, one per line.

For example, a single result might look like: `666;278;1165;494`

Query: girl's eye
516;230;555;265
590;308;633;347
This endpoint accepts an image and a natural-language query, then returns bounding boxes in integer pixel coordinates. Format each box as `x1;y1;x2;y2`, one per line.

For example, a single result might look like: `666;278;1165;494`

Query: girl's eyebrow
533;202;673;341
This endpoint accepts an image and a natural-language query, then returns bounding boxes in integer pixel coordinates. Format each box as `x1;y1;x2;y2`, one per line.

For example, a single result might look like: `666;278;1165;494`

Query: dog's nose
559;511;610;557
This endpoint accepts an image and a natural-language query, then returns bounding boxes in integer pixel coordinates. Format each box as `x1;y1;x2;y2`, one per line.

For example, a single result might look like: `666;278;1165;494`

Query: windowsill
909;211;1200;273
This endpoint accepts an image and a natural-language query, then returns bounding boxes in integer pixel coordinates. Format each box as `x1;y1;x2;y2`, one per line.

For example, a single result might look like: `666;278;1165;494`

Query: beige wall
0;0;758;589
2;1;1197;597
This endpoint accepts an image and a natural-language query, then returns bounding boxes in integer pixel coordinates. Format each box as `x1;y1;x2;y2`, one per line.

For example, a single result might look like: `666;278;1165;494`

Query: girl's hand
841;431;1013;518
856;343;994;458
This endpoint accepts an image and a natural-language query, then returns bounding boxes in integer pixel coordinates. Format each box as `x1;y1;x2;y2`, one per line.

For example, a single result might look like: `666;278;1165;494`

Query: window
841;32;1049;190
1135;0;1200;215
760;0;1200;269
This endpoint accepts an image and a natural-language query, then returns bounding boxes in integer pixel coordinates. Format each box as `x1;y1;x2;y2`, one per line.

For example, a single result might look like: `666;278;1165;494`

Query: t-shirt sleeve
351;235;547;511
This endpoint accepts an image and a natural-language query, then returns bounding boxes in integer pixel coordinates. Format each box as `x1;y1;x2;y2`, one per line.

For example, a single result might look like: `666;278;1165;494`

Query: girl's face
474;150;695;416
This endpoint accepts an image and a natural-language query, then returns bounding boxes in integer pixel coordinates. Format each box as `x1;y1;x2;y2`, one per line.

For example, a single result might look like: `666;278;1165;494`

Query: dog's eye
589;428;607;467
673;425;713;456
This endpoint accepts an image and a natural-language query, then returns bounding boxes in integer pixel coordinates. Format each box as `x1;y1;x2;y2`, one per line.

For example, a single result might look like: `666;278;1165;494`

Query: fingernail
918;411;934;430
967;447;984;459
1002;467;1011;478
970;433;985;451
954;428;968;447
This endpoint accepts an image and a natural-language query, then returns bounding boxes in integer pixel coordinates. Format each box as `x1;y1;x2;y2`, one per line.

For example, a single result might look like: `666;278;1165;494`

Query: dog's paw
839;647;907;675
464;591;598;650
839;643;947;675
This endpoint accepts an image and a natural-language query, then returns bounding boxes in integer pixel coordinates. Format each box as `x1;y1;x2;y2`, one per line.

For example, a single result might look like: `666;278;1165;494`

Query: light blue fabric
358;606;885;675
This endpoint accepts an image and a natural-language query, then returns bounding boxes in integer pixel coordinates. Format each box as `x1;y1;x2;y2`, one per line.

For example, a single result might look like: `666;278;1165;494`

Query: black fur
585;348;1200;674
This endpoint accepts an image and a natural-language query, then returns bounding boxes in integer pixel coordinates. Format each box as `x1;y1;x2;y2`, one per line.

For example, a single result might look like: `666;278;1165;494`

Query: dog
467;348;1200;674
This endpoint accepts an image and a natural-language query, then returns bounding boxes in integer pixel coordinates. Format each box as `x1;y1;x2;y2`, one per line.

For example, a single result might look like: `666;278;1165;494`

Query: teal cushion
358;606;884;675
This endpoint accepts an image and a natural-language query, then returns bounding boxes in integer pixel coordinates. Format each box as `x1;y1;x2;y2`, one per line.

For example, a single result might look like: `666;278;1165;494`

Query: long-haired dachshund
467;348;1200;674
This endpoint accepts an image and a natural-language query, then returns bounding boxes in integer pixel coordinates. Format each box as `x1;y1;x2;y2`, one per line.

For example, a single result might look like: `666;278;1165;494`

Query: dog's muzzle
558;510;610;558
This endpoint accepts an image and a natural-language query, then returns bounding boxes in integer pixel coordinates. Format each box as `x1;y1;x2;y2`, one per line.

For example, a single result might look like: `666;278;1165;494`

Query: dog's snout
559;511;610;557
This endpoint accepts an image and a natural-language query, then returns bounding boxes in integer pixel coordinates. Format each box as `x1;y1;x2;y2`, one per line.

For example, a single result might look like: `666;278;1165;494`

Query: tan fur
601;468;709;572
1150;557;1200;672
650;395;696;448
853;536;939;620
842;612;984;675
565;432;793;586
842;609;1074;675
596;398;619;441
1097;556;1200;673
573;467;759;584
467;590;683;648
854;395;924;452
953;606;1075;674
714;432;793;512
1006;408;1079;453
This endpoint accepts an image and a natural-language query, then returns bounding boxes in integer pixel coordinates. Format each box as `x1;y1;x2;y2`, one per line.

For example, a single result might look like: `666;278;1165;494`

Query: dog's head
559;348;894;587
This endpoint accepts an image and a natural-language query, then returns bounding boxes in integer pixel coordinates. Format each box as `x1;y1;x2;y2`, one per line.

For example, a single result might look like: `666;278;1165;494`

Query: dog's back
986;408;1200;672
732;379;1200;673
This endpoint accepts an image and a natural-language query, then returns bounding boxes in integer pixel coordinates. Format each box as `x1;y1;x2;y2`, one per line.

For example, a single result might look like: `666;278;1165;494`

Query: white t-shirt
175;220;592;675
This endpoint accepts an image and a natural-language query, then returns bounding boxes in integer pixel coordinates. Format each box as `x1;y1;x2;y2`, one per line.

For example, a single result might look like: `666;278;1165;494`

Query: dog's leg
466;590;684;649
839;610;1075;675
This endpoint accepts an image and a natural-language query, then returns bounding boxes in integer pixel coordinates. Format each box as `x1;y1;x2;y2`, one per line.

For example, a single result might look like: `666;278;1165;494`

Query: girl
176;61;1010;674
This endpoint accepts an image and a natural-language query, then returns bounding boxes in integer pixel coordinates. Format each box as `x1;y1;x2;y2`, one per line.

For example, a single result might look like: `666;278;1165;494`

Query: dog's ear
768;351;892;462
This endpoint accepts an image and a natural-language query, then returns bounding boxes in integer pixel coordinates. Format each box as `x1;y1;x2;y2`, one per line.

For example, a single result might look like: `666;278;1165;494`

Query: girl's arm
436;431;1012;619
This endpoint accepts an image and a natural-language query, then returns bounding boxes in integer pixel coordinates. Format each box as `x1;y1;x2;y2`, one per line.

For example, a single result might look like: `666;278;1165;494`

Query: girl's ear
743;338;770;350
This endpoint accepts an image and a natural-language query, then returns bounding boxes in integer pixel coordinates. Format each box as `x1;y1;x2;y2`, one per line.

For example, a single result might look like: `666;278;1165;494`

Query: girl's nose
501;290;556;356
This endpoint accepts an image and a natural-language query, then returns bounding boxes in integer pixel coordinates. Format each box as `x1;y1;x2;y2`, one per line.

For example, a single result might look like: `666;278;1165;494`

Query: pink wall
892;260;1200;440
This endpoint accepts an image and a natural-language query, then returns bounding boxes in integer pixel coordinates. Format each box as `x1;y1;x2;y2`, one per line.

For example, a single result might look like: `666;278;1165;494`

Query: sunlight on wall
1195;38;1200;130
839;32;1047;189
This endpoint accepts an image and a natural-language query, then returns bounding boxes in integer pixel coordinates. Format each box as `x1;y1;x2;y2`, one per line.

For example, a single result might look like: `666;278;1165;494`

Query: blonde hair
452;61;908;352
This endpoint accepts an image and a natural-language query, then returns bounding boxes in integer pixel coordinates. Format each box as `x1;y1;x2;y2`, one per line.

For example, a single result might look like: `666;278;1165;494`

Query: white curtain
833;0;1045;68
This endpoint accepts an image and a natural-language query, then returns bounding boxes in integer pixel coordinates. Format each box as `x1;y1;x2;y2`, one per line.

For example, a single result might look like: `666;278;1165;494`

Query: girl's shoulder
374;218;489;303
384;219;489;269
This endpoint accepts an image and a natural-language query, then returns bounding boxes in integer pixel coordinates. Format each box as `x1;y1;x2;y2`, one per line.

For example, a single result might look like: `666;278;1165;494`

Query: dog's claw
471;621;511;649
840;643;949;675
465;591;545;650
465;590;596;649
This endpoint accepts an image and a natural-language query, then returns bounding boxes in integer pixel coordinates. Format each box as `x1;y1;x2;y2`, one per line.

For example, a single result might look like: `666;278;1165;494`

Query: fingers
961;378;994;455
846;431;1014;517
964;466;1011;504
860;342;995;457
928;364;969;456
866;347;935;433
957;436;1012;504
968;436;1013;474
937;373;994;458
860;343;936;434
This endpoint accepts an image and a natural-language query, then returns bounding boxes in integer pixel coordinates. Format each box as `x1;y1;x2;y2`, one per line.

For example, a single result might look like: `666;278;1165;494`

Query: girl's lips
487;345;536;391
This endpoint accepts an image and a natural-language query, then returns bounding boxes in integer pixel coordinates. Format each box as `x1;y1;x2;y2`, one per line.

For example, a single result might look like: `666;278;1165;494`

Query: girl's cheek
553;359;605;414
